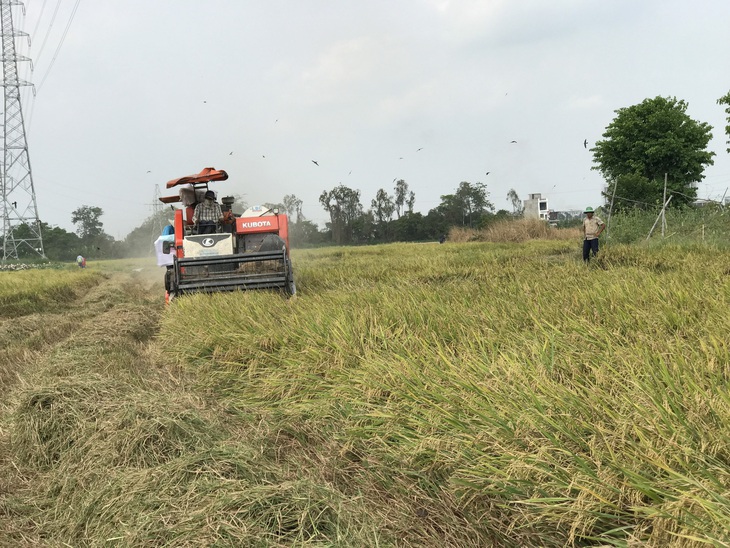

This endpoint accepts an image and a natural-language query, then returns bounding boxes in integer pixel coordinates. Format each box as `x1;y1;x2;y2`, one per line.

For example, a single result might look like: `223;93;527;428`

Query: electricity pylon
1;0;44;261
151;183;165;233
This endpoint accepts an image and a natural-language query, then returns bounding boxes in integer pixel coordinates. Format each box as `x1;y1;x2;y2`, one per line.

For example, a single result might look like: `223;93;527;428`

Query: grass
2;242;730;545
154;241;730;545
0;267;105;317
449;218;581;243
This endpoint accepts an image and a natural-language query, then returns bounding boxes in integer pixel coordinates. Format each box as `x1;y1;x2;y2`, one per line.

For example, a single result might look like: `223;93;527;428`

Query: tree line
4;90;730;261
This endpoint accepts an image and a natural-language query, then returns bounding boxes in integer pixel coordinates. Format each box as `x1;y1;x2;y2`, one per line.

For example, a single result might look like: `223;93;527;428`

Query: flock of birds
144;105;593;182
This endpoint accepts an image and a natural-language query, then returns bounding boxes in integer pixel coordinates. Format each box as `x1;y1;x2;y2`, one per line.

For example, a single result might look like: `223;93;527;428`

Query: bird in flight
485;172;491;175
203;100;207;104
510;140;517;143
416;147;423;152
229;152;233;155
399;157;404;160
583;139;588;149
312;160;319;166
146;170;151;173
349;171;352;175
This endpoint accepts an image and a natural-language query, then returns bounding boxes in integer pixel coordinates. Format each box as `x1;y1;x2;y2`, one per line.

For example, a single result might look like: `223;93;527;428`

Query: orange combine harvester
158;167;295;301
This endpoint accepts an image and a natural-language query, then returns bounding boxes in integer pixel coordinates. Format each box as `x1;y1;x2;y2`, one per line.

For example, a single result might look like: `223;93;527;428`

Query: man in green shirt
582;206;605;262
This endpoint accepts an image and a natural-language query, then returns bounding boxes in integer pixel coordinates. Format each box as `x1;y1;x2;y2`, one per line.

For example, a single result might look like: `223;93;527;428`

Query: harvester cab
158;167;295;301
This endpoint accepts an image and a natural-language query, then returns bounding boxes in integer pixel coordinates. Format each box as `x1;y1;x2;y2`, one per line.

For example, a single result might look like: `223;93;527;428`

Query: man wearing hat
582;206;605;262
192;189;224;234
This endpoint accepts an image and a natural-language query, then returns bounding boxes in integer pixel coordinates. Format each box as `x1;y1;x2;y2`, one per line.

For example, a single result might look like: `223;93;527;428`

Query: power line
36;0;81;93
30;0;50;42
32;0;61;66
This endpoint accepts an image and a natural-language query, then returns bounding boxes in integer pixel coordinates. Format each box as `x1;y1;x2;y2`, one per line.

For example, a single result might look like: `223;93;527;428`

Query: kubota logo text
242;220;272;228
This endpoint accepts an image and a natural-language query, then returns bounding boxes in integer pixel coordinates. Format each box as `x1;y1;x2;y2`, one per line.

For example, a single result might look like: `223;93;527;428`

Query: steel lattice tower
1;0;44;261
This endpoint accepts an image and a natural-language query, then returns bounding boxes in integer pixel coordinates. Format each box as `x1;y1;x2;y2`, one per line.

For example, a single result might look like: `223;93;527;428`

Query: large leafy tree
371;189;395;224
436;182;494;227
370;188;396;241
319;185;363;245
718;91;730;153
592;96;714;210
282;194;304;223
71;205;105;239
393;179;409;218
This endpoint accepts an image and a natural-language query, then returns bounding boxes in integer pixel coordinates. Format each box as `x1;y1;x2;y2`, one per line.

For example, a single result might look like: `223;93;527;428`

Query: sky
8;0;730;239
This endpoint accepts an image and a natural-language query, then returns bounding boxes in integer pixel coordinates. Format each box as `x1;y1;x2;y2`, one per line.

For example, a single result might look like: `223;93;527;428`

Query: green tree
283;194;304;222
392;211;439;241
718;90;730;153
436;182;494;228
262;202;286;213
592;96;715;210
371;189;395;224
289;219;324;247
41;223;82;261
506;188;523;215
406;190;416;214
370;188;395;241
71;206;105;239
319;185;363;245
394;179;409;218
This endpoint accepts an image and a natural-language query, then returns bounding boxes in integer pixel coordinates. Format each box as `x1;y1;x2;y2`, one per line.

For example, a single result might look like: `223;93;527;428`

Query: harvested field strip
0;266;383;546
0;268;105;317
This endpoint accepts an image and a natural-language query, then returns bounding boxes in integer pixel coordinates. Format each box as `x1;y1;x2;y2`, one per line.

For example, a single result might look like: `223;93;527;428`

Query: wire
36;0;81;93
32;0;62;66
30;0;50;44
611;195;656;207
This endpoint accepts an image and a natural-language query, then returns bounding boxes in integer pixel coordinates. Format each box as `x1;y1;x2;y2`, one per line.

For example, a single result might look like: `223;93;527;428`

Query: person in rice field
582;206;605;263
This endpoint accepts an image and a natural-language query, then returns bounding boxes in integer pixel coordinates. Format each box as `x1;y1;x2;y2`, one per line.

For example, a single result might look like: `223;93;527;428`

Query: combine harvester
158;167;295;301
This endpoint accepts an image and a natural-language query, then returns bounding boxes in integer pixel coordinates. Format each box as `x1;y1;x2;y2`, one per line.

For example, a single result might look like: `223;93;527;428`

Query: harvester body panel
182;233;234;258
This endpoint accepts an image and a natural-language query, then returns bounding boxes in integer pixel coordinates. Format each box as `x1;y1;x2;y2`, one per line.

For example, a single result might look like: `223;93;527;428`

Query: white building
523;193;550;221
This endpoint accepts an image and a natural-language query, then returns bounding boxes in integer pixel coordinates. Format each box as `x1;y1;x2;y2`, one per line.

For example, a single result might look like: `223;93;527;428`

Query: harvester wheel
164;266;173;292
286;261;296;296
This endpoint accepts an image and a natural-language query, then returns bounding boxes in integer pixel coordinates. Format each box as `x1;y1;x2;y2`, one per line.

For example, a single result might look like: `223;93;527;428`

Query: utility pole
647;195;672;240
661;173;667;238
606;179;618;241
1;0;44;262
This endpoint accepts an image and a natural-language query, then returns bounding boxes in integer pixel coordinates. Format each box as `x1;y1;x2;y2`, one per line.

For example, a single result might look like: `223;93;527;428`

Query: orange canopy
165;167;229;189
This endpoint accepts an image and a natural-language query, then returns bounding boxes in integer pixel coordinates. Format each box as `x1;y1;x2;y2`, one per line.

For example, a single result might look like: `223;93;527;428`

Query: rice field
2;239;730;546
157;240;730;546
